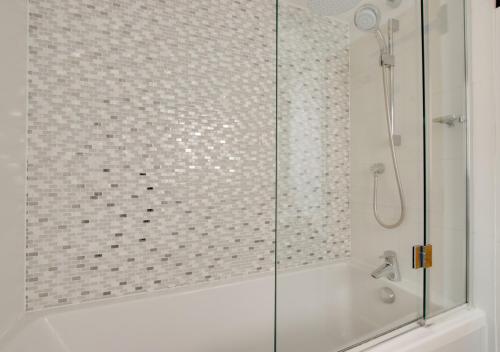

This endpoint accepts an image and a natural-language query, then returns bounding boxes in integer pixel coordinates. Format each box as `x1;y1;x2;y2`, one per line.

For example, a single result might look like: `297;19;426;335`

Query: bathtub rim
347;304;485;352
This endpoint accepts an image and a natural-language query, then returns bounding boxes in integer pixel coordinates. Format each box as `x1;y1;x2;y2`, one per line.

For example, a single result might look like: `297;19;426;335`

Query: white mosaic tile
277;6;351;267
26;0;350;311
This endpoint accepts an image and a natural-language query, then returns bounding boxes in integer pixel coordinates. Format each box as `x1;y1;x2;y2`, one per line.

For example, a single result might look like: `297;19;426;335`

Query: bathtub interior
276;263;425;352
2;262;426;352
1;274;275;352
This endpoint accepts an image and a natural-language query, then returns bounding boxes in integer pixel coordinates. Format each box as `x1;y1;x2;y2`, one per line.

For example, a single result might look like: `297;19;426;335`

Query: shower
354;4;406;229
354;4;381;32
0;0;473;351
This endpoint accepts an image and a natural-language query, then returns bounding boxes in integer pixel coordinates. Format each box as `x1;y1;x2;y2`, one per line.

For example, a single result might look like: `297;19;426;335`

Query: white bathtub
0;263;486;352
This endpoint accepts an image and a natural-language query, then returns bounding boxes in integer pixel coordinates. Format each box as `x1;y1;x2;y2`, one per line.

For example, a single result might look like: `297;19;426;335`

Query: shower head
354;4;381;32
354;4;388;52
308;0;362;17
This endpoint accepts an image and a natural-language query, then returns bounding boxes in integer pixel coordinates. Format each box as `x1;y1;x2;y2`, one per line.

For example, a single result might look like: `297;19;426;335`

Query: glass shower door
275;0;427;351
423;0;468;317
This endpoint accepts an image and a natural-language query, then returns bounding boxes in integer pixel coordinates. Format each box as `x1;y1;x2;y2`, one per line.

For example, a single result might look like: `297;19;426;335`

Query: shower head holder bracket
381;53;395;67
370;163;386;175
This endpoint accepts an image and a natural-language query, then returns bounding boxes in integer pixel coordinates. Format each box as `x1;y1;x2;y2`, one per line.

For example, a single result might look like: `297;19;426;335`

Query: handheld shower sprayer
354;4;380;32
355;4;406;229
354;5;388;54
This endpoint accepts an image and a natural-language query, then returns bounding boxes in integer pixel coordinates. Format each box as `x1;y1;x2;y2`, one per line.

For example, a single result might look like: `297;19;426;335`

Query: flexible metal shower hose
372;59;406;229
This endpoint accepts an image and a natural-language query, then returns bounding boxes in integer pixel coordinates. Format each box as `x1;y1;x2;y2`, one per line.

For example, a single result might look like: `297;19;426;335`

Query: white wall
0;0;27;337
350;0;424;297
469;0;498;351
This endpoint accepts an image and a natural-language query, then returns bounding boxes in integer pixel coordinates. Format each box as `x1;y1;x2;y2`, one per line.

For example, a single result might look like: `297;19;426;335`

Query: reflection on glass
425;0;468;317
275;0;438;351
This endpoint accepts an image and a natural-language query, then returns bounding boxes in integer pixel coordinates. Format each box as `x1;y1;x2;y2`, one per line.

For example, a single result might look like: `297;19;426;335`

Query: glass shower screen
276;0;426;350
275;0;468;350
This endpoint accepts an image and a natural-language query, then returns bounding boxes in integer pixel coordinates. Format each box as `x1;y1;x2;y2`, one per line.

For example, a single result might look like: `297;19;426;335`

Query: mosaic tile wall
277;7;351;266
26;0;350;311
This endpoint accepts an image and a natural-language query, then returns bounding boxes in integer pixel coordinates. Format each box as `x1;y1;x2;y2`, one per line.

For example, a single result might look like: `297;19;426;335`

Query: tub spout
370;250;401;281
371;263;393;279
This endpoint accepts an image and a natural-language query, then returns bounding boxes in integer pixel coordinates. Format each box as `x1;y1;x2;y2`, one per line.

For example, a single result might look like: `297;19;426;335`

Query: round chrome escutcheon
379;287;396;304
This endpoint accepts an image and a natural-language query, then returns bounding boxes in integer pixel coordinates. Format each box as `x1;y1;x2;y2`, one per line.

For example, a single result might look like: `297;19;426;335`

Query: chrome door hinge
412;244;432;269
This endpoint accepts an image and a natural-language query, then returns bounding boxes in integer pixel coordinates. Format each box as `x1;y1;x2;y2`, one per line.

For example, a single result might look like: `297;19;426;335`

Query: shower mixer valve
371;251;401;282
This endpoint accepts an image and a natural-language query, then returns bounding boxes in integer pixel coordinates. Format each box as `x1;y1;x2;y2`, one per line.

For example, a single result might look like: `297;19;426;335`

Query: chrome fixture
354;4;381;32
371;250;401;281
379;287;396;304
433;114;466;127
356;5;405;229
370;162;385;175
